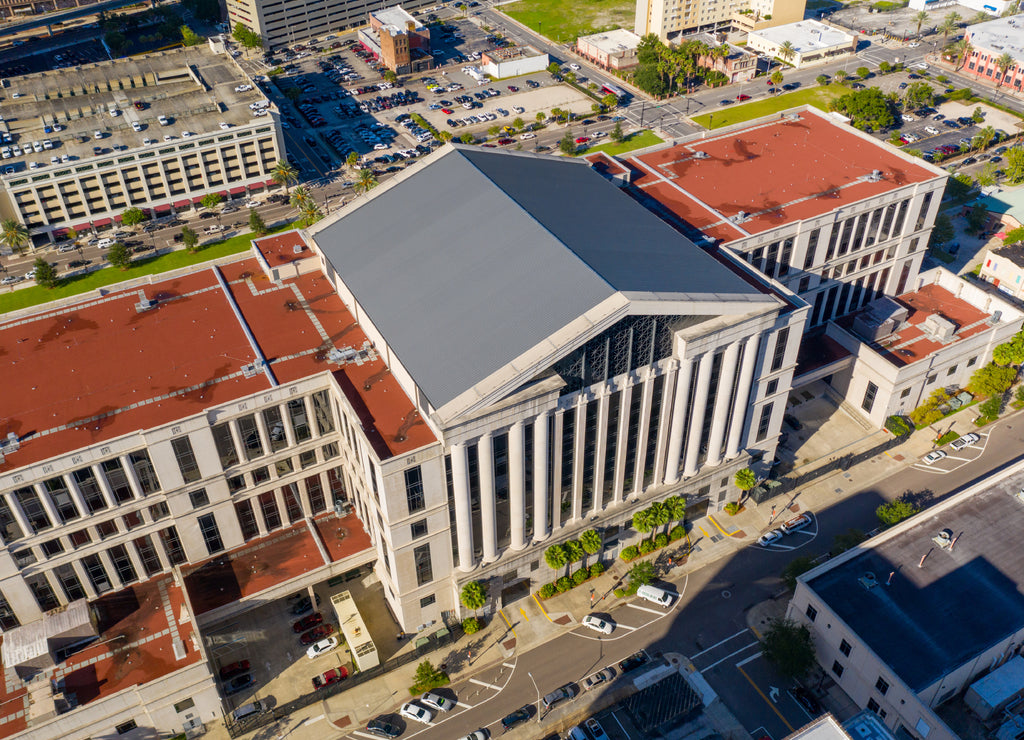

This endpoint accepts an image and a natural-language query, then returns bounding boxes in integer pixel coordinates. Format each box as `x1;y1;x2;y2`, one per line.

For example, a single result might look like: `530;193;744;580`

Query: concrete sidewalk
223;406;989;740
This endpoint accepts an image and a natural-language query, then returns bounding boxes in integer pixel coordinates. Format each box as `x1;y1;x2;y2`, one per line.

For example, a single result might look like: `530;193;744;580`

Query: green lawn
0;222;295;315
580;129;664;156
691;86;844;130
503;0;634;44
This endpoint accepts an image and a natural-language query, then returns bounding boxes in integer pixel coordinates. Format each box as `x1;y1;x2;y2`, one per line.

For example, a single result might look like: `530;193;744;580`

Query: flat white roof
966;14;1024;66
750;19;853;53
578;28;642;55
371;5;423;32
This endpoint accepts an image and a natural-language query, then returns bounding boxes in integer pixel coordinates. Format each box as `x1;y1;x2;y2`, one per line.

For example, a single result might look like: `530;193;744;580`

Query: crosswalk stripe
627;602;667;616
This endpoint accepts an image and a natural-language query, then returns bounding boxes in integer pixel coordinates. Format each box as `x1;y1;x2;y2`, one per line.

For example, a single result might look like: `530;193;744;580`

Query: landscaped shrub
462;617;481;634
572;568;589;586
654;533;669;549
538;583;556;599
885;415;912;436
620;545;640;561
589;562;605;577
669;525;685;541
555;576;572;592
639;539;656;555
613;588;626;598
724;502;741;515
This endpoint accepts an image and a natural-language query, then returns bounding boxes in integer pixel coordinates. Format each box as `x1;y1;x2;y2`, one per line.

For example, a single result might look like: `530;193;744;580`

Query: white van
230;700;263;722
96;238;114;249
636;584;673;608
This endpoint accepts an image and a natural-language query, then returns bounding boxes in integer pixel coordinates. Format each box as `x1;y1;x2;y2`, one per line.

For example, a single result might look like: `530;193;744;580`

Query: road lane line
469;677;502;691
691;628;750;659
626;603;668;616
736;651;763;668
736;664;795;733
702;642;760;671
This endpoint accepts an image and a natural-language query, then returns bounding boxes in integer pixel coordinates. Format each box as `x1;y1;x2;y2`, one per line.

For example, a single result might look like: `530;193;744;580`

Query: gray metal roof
808;483;1024;692
313;145;759;410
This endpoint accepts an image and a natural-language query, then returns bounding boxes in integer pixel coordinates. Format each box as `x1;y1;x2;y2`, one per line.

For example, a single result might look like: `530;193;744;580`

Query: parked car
224;674;256;695
501;705;533;730
366;716;402;738
736;93;751;101
219;660;251;680
293;612;323;633
399;702;433;724
290;593;322;615
585;718;611;740
542;683;578;710
456;731;488;740
923;450;947;464
301;624;335;645
950;432;980;450
305;636;338;659
313;666;348;689
791;687;823;717
618;651;650;673
757;529;784;547
582;667;615;691
420;692;455;712
780;513;812;535
581;614;614;634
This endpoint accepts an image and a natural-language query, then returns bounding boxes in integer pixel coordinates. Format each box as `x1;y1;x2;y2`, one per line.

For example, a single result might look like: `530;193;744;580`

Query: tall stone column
451;443;474;572
683;352;715;478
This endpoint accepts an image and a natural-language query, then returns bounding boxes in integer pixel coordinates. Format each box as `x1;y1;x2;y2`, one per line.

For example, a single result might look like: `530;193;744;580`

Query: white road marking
702;642;761;671
351;732;378;739
469;677;502;691
611;710;632;738
456;701;475;710
614;623;639;632
626;603;669;616
692;628;750;659
502;662;515;669
308;714;324;724
735;651;764;668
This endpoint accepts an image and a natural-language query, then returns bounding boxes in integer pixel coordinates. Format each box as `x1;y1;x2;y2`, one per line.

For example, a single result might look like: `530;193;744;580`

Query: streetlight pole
527;671;541;724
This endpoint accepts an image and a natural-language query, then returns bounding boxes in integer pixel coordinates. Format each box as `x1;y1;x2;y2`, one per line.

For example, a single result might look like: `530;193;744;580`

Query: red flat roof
183;511;371;615
840;284;992;367
0;247;434;473
626;111;938;242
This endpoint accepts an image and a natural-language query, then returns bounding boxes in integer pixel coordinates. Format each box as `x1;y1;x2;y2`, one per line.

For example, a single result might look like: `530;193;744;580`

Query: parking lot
206;570;402;716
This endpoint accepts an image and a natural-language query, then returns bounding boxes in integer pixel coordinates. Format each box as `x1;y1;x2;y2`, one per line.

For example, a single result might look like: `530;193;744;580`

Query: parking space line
692;628;750;659
736;664;795;733
351;731;378;739
611;710;632;738
702;642;760;671
614;623;639;632
469;677;502;691
503;662;515;669
736;651;763;668
626;603;667;616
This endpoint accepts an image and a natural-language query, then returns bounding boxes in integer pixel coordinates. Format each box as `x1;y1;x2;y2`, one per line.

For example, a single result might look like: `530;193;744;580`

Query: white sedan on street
305;636;338;659
582;614;614;634
399;702;434;724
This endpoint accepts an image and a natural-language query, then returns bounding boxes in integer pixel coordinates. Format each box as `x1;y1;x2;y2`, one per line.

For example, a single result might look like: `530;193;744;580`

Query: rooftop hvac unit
693;150;710;159
858;572;878;590
922;313;958;341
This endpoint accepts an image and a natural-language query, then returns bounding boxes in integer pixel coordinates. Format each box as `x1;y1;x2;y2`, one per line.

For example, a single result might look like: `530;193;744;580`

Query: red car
442;107;454;114
312;666;349;689
507;85;519;92
497;138;514;145
575;136;590;144
736;93;751;101
293;612;324;633
300;623;335;645
219;660;251;680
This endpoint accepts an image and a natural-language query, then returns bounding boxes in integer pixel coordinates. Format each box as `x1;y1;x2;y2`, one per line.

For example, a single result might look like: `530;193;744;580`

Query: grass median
580;129;663;157
0;221;295;316
503;0;633;44
691;86;843;130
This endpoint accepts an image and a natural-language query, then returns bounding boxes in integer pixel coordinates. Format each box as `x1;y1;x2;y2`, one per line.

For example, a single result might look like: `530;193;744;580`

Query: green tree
180;25;203;46
559;131;577;155
650;501;672;534
233;22;263;52
547;61;560;75
65;227;77;243
610;121;624;142
536;111;546;123
904;81;934;109
967;362;1016;397
632;507;655;539
995;52;1015;87
1004;226;1024;246
459;133;475;144
633;64;667;96
346;151;361;170
31;256;58;287
564;539;585;563
913;9;929;36
105;30;127;54
412;660;447;691
248;208;267;235
355;168;378;195
601;93;619;109
663;495;687;526
271;159;299;194
120;207;146;228
544;543;568;570
1005;148;1024;185
972;107;985;124
0;218;30;254
830;87;897;131
876;495;921;526
781;556;816;590
383;68;398;84
761;618;815;678
973;125;997;151
816;74;830;86
200;192;223;211
299;199;323;227
965;203;988;234
580;529;602;555
289;184;311;211
856;66;871;80
778;40;796;64
107;242;132;270
628;559;655;588
769;70;784;88
939;14;959;42
512;117;524;131
832;528;866;555
460;580;486;611
976;162;1000;188
834;69;849;85
734;468;757;491
564;71;576;84
181;225;199;253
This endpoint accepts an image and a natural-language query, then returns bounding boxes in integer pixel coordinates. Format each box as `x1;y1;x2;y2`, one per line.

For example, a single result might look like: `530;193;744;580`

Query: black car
366;716;402;738
224;674;256;695
791;687;823;717
618;651;650;673
501;705;533;730
289;593;323;615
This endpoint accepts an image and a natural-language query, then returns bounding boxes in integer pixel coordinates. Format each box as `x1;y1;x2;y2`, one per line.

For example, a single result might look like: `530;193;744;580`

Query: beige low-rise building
0;44;283;245
576;29;643;70
746;19;855;67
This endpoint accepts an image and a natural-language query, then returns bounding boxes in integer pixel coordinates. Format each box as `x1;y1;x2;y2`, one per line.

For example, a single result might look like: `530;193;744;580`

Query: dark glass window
263;406;289;453
128;450;160;494
237;414;265;460
212;423;239;468
832;661;844;678
235;500;260;541
148;501;170;521
97;519;119;539
405;466;425;513
420;594;435;608
198;513;224;555
311;390;335;435
109;544;138;585
188;489;210;508
414;543;433;586
283;484;303;523
259;492;281;531
54;564;87;601
73;468;108;513
27;574;61;611
288;398;312;441
69;529;91;548
82;554;113;594
41;538;64;557
806;604;817;621
862;382;878;413
411;519;428;539
14;487;52;533
299;449;317;469
101;459;134;503
171;437;202;483
875;677;890;695
306;475;326;514
839;639;852;657
0;496;25;543
770;328;790;372
228;475;246;494
134;535;163;577
0;594;20;630
159;526;187;565
756;403;774;442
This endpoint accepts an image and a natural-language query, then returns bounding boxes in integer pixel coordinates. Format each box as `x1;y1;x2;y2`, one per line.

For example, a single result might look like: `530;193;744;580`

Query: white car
132;121;142;132
305;636;338;659
569;63;581;70
950;432;980;451
586;718;611;740
456;732;488;740
780;513;812;535
520;133;536;140
219;122;231;130
581;614;614;634
923;450;947;464
924;126;939;135
757;529;784;547
901;114;916;122
399;702;434;724
420;691;455;712
245;200;261;208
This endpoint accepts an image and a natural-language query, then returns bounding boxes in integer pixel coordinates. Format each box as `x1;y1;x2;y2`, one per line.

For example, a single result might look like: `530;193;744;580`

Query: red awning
192;196;205;204
229;186;247;195
92;218;112;227
113;215;122;223
265;179;277;187
172;200;191;209
52;227;69;237
249;183;265;192
73;223;90;232
154;204;172;213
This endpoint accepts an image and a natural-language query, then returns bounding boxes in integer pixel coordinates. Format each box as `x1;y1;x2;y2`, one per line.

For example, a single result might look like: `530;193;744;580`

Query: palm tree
939;16;958;42
974;125;996;150
995;52;1015;87
952;39;973;71
299;200;323;227
289;185;311;210
355;167;377;195
270;159;298;195
0;218;30;255
913;10;929;37
778;40;796;64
